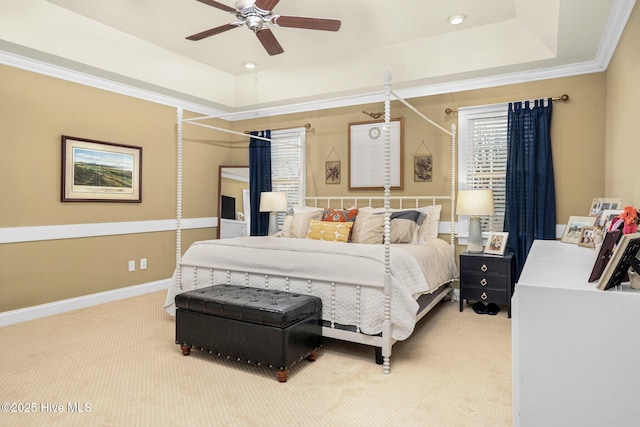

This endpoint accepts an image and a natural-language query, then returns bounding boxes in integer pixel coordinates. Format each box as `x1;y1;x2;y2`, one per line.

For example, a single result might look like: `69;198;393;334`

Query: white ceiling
0;0;635;119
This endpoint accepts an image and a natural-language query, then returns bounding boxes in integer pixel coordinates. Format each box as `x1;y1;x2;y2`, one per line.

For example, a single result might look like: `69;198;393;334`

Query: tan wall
231;73;607;225
605;3;640;205
0;65;228;311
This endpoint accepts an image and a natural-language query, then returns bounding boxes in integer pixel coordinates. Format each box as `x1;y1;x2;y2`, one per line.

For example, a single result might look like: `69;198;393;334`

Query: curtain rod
244;123;311;134
444;94;569;115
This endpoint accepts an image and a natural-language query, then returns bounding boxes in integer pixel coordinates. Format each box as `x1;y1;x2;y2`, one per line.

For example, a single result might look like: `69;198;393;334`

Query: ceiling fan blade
186;23;238;41
274;16;341;32
194;0;236;13
256;29;284;56
255;0;280;11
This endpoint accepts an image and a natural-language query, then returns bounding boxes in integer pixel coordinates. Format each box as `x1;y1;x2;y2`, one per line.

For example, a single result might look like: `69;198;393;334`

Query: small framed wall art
326;161;341;184
61;135;142;202
414;154;433;182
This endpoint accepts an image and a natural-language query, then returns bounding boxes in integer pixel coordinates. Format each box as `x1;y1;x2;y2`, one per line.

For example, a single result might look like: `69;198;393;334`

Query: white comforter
164;237;458;340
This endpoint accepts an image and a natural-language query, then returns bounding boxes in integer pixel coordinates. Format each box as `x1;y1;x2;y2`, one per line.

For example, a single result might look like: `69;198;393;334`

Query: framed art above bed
348;118;404;190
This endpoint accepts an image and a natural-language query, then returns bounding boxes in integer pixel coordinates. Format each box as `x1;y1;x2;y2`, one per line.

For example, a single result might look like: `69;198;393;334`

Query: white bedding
164;236;458;341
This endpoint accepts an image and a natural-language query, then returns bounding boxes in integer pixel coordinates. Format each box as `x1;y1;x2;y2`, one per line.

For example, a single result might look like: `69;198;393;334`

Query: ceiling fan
186;0;341;56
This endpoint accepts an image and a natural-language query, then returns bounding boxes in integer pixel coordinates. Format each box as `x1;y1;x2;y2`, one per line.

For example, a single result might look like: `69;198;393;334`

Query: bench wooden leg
180;344;191;356
276;369;289;383
306;349;319;362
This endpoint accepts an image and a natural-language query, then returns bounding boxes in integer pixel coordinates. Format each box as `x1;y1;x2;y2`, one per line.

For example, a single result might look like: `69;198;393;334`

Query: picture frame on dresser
597;233;640;290
561;216;596;244
485;232;509;255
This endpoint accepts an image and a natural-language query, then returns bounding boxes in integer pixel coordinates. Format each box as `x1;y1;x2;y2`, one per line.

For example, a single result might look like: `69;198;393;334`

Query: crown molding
596;0;637;68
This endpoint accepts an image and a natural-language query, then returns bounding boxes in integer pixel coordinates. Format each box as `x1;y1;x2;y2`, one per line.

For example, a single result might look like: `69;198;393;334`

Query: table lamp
457;189;495;253
259;191;288;236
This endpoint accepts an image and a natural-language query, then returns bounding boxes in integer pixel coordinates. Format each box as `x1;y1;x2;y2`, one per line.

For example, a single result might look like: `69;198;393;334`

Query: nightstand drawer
461;272;508;290
460;257;508;276
463;287;507;304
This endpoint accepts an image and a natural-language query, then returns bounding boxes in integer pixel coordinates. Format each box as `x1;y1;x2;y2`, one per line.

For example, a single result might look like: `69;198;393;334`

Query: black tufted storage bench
175;284;322;382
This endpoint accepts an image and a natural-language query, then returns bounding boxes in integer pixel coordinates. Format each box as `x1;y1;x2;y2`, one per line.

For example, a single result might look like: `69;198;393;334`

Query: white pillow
358;205;441;243
288;206;323;238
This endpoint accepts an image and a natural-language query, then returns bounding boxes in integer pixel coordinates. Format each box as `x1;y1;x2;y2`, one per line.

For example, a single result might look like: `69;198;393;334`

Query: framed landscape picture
61;135;142;202
561;216;596;244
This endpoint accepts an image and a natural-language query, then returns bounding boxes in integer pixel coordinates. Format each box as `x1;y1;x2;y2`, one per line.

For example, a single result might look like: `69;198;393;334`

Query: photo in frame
597;233;640;290
414;155;433;182
348;118;403;190
598;209;623;228
325;161;341;184
589;197;623;216
578;226;597;248
561;216;596;244
62;135;142;202
485;231;509;255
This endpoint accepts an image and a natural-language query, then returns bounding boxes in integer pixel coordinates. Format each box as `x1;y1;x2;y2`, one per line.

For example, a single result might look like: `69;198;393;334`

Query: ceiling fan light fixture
244;62;256;69
448;14;465;25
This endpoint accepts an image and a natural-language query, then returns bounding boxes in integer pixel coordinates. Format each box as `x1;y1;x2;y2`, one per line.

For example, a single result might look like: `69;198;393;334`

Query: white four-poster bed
165;73;458;374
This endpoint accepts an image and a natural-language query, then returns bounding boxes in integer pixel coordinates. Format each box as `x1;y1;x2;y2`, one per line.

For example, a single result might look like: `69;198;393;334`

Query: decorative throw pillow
289;207;323;238
322;207;359;222
418;204;442;242
306;220;354;243
389;210;426;244
351;209;385;244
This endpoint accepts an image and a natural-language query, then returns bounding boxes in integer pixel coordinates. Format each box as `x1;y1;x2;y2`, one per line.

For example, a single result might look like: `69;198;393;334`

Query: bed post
176;107;184;291
450;124;457;249
382;71;393;374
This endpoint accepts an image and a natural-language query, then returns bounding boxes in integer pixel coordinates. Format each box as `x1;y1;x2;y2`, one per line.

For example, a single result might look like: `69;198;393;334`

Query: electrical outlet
128;260;135;272
140;258;147;270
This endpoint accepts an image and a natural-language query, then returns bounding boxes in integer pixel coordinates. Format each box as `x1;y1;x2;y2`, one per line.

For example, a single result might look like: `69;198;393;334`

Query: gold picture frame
325;161;341;184
348;118;404;190
61;135;142;202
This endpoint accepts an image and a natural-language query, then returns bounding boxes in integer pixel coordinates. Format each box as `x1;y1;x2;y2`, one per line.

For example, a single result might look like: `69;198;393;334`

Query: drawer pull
481;264;488;272
481;292;488;301
480;278;488;286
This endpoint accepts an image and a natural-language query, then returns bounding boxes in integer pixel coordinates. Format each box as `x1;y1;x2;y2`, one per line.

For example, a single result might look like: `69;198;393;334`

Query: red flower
620;206;639;226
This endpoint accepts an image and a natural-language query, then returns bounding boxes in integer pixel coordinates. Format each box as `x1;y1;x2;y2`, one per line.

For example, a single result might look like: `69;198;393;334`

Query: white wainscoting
0;217;217;244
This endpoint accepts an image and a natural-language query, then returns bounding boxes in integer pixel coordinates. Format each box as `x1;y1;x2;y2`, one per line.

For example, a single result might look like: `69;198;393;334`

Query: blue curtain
504;100;556;280
249;130;272;236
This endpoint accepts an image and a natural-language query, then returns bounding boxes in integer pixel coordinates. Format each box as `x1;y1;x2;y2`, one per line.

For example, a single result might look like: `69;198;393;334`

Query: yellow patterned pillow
306;220;354;243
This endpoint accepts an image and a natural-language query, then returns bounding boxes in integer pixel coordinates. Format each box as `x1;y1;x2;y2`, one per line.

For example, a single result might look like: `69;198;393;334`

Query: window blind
270;128;306;224
458;105;508;233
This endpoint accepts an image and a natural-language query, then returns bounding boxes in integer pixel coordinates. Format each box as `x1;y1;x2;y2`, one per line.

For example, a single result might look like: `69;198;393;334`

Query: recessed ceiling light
244;62;256;69
448;14;465;25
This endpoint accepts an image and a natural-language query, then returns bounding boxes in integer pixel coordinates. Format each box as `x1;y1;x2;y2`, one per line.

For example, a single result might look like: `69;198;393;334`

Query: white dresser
513;240;640;427
219;219;248;238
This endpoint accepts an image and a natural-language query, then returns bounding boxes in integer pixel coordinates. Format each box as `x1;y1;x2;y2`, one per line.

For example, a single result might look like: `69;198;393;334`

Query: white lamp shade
259;192;288;212
456;189;495;216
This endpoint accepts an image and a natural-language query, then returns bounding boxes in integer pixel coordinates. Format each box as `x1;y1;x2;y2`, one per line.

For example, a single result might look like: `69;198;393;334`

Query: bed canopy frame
174;72;457;374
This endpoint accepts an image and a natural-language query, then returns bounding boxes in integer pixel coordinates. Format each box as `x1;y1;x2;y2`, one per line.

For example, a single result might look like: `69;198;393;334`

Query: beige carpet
0;291;512;427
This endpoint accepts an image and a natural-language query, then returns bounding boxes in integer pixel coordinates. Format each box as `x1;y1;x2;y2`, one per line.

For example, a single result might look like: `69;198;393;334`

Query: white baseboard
0;279;171;327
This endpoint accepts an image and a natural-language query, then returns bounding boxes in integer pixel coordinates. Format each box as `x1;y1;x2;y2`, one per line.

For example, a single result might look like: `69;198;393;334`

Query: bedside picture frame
561;216;596;244
413;154;432;182
485;231;509;255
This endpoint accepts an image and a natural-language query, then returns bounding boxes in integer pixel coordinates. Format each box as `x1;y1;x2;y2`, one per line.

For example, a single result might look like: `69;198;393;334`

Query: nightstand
459;252;515;318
